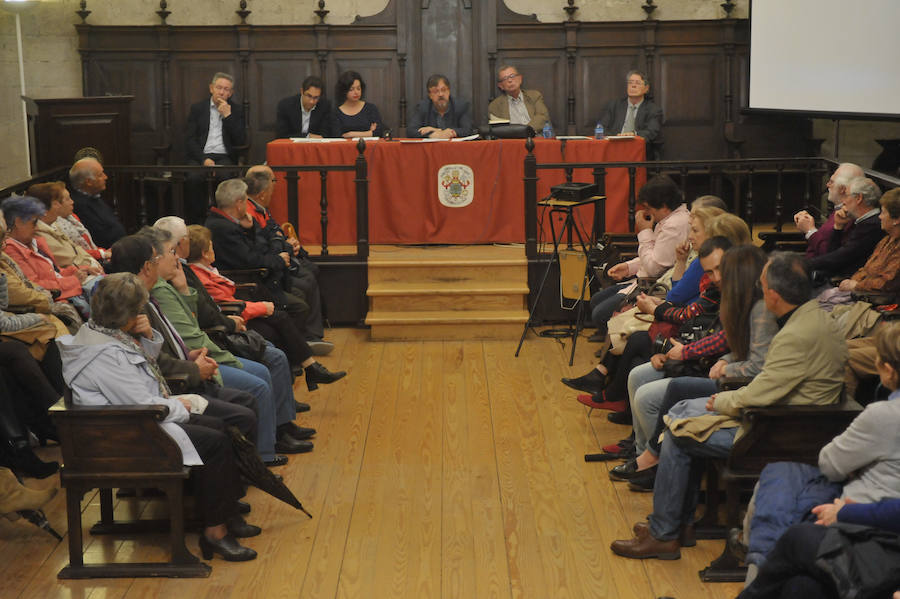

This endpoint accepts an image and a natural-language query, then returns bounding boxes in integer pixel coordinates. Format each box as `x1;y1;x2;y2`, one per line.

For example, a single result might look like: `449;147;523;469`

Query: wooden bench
696;393;862;582
49;395;210;579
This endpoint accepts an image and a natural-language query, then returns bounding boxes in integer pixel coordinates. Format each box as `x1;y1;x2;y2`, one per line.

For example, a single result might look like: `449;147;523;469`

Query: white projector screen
749;0;900;118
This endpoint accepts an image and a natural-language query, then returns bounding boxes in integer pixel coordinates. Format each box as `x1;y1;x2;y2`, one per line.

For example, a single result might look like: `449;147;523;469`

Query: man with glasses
488;65;550;132
406;74;473;139
598;70;663;154
275;75;336;139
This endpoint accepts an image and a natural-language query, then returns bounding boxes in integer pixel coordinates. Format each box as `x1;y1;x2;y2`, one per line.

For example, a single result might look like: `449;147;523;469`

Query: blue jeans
627;362;667;454
589;283;628;330
220;362;277;461
254;342;297;426
648;408;737;541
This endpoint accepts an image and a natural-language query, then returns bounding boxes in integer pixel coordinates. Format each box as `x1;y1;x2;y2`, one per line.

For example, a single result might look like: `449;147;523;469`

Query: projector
550;182;598;202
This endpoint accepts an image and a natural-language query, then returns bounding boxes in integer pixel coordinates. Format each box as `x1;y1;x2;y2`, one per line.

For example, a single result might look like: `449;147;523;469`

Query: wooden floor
1;327;743;599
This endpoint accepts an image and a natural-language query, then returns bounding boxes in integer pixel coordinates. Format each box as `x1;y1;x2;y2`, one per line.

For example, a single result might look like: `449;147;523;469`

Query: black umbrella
226;426;312;518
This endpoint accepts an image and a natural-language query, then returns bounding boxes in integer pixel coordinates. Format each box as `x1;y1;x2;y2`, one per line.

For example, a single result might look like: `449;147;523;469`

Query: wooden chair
696;388;862;582
49;392;210;579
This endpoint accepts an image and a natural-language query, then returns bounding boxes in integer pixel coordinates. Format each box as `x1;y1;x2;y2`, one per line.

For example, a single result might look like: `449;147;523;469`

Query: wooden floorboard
2;327;743;599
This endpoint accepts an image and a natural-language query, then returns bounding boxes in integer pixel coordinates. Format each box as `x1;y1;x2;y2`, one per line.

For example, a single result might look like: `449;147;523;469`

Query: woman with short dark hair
333;70;385;138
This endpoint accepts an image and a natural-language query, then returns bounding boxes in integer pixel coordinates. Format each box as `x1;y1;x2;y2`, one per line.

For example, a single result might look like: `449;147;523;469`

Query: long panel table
266;137;646;246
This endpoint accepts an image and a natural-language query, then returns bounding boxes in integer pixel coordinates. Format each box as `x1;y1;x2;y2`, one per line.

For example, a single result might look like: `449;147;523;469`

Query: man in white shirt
275;76;336;139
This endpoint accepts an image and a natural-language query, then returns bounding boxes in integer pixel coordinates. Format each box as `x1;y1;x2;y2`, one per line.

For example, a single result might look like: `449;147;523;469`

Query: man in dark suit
406;74;473;139
598;70;663;156
68;157;127;249
275;76;335;139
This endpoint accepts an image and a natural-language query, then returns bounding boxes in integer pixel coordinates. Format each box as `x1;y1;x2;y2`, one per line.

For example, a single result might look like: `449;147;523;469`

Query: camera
652;324;706;354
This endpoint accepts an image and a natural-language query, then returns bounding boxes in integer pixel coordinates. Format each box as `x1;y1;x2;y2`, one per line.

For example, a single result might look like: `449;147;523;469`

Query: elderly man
275;75;335;139
610;253;847;560
243;167;331;354
488;65;549;132
808;177;885;280
598;70;663;148
406;74;473;139
67;157;126;249
186;72;246;167
794;162;865;258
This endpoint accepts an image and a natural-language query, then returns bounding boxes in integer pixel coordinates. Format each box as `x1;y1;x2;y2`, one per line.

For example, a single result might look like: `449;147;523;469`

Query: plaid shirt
683;329;729;360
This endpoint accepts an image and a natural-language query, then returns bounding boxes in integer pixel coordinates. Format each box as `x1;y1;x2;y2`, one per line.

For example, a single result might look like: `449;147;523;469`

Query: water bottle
594;121;605;140
542;121;553;139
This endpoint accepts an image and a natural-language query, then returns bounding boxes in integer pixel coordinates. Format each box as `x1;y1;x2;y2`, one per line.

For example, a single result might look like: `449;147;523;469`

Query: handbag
221;329;268;362
607;307;655;355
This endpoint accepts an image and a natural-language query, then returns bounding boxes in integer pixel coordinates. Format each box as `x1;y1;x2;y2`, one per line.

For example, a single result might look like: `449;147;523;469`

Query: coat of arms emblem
438;164;473;207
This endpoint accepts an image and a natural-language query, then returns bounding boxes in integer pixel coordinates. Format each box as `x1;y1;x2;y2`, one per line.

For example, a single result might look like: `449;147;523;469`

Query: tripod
515;195;604;365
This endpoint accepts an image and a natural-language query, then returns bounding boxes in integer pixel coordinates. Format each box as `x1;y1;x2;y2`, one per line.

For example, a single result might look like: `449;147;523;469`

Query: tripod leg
516;208;565;357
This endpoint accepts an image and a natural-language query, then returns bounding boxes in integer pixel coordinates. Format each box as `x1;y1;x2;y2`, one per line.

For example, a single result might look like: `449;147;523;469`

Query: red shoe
577;392;627;413
577;393;606;409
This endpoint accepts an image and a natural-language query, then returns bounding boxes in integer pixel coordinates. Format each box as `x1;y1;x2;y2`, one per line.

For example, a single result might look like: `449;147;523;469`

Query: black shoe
236;500;251;514
278;422;316;441
264;454;289;467
295;401;311;413
226;514;261;538
305;362;346;391
275;432;314;454
560;369;608;394
1;439;59;479
607;410;632;425
588;331;607;343
611;462;657;482
199;534;257;561
627;467;657;492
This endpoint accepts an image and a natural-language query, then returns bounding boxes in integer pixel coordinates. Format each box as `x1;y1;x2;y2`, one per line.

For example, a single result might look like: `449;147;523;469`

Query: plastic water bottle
594;121;605;140
542;121;553;139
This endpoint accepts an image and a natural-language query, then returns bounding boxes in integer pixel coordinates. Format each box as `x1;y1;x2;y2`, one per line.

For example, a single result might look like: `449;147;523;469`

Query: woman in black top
333;70;385;138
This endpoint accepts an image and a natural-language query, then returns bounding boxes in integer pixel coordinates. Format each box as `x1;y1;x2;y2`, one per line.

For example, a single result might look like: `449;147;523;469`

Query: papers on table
451;134;480;142
399;138;448;143
605;135;636;140
556;135;591;140
289;137;344;143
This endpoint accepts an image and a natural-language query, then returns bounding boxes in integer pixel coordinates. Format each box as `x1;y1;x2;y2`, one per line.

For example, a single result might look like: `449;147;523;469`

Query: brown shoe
633;521;696;548
611;523;680;560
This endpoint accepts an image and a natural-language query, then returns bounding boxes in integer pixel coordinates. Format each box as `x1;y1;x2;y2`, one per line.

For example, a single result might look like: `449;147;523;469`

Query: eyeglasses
302;91;321;102
498;73;520;83
627;79;646;86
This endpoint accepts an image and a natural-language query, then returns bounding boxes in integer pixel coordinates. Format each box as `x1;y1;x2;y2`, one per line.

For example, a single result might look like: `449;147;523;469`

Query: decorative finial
563;0;578;21
314;0;329;24
156;0;171;24
76;0;91;23
721;0;735;17
641;0;657;19
236;0;251;24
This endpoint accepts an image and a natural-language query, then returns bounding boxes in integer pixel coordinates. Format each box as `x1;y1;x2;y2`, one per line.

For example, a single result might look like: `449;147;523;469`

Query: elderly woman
27;182;104;276
837;187;900;296
58;273;260;561
186;224;346;391
1;196;85;305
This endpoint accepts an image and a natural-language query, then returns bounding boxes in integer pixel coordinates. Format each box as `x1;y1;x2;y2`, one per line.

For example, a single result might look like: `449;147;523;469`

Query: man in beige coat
610;252;848;561
488;65;550;132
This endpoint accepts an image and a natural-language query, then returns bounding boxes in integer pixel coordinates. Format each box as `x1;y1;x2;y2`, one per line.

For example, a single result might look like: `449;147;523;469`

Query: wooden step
366;309;529;340
367;244;527;284
367;281;528;312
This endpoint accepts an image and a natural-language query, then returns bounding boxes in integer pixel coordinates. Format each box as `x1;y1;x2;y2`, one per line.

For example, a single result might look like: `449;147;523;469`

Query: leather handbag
221;330;268;362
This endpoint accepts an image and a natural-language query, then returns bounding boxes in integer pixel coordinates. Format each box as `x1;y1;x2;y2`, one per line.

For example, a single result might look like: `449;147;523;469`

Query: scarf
54;216;95;251
86;319;172;398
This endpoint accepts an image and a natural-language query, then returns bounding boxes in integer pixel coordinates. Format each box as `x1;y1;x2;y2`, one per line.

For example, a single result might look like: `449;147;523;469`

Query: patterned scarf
54;216;95;251
86;319;171;398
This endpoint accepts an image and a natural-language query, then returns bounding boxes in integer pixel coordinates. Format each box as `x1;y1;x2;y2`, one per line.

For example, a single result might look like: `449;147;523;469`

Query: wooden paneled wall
77;0;811;166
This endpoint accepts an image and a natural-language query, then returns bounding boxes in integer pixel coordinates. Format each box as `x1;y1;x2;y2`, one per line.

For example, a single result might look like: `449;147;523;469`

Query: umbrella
18;509;63;541
226;426;312;518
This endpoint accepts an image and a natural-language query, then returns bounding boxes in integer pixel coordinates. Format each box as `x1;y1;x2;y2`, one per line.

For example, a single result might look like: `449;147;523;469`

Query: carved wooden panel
330;55;400;132
659;54;718;126
575;53;644;132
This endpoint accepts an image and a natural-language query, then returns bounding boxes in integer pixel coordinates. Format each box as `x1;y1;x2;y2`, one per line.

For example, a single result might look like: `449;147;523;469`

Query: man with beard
406;74;473;139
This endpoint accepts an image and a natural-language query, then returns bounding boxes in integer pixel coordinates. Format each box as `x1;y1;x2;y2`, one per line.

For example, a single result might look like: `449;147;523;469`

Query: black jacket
69;188;127;249
275;95;336;138
406;96;473;138
185;98;247;163
599;97;663;143
808;212;885;279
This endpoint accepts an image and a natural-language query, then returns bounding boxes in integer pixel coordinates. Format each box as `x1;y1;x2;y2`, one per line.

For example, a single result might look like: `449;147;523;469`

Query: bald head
244;164;276;207
69;157;108;195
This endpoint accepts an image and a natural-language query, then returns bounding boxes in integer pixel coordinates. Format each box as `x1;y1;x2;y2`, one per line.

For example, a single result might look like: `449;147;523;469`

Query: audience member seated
243;166;331;354
808;177;885;281
598;70;663;145
1;197;90;318
186;224;345;392
487;65;550;132
275;75;336;139
612;245;774;491
205;178;316;349
659;199;725;306
67;157;126;249
794;162;865;258
333;70;385;138
407;74;473;139
835;186;900;298
27;182;104;276
58;272;260;561
0;212;81;330
609;252;846;561
741;321;900;574
588;174;690;336
138;227;315;461
563;236;731;423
